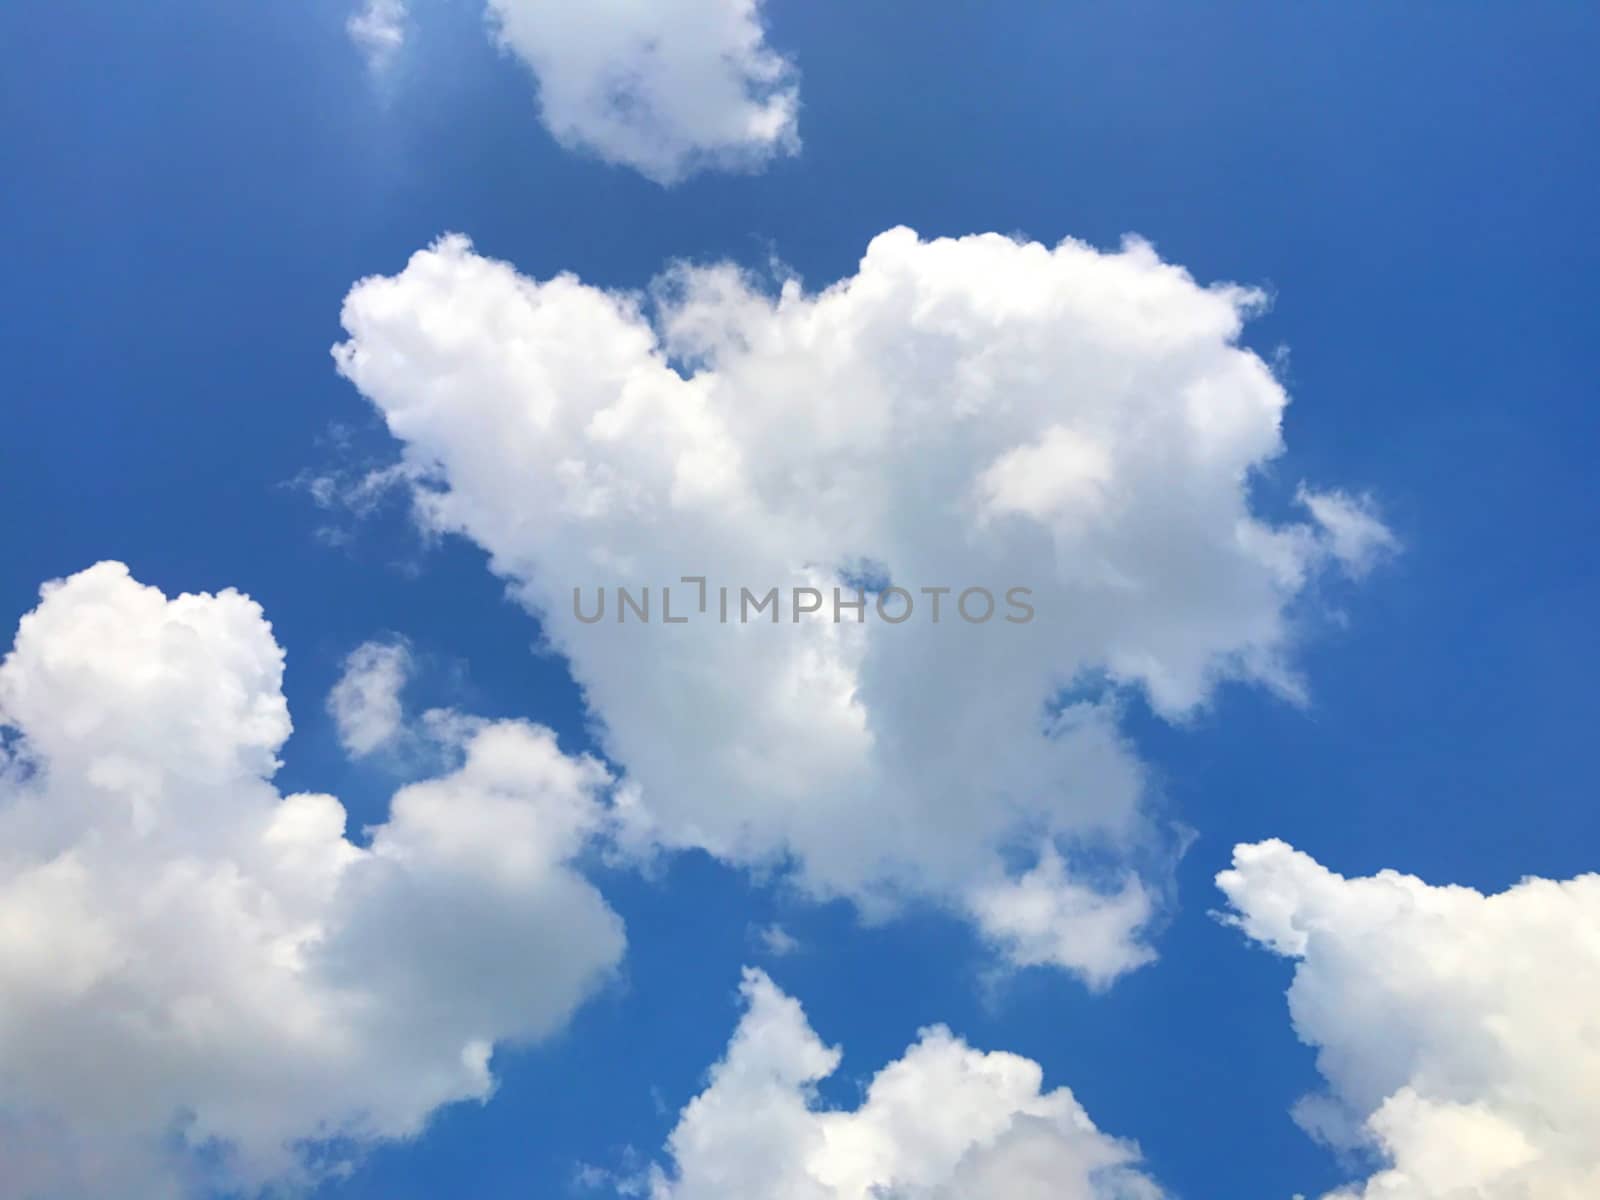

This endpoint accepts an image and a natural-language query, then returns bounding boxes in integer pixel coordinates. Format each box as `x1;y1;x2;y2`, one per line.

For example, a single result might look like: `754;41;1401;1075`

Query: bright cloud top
334;227;1390;987
1219;840;1600;1200
0;563;624;1198
485;0;800;183
645;968;1166;1199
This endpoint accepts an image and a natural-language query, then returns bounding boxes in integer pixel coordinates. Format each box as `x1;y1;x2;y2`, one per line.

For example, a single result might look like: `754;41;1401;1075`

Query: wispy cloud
347;0;408;73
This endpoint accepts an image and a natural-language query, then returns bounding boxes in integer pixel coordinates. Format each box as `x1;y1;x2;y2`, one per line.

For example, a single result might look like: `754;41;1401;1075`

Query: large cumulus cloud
0;563;624;1198
333;227;1390;987
641;968;1166;1199
1219;840;1600;1200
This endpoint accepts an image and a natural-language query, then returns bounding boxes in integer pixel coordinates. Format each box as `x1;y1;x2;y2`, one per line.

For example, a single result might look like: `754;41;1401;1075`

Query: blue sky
2;3;1598;1199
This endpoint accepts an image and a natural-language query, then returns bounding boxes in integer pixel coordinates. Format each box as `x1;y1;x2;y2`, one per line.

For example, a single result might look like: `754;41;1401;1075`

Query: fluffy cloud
1218;840;1600;1200
333;227;1389;986
0;563;624;1198
485;0;799;183
1292;486;1398;579
645;968;1166;1199
348;0;408;73
327;637;412;756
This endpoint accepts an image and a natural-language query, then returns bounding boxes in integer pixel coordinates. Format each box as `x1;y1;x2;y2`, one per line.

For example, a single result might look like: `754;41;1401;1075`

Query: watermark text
572;577;1035;625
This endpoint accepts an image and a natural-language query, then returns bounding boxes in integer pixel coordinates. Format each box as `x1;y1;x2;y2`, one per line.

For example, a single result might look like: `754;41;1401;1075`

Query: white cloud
485;0;800;183
754;922;801;957
1295;486;1399;579
328;637;412;756
966;847;1156;989
646;968;1167;1199
348;0;408;73
0;563;624;1198
333;227;1391;986
1218;840;1600;1200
